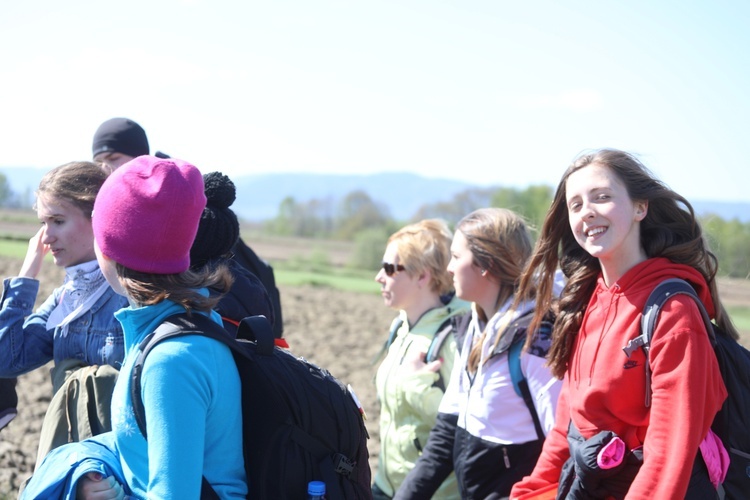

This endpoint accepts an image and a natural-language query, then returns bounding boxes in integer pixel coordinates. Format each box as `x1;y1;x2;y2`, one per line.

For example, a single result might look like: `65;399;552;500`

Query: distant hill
231;172;475;221
2;166;749;223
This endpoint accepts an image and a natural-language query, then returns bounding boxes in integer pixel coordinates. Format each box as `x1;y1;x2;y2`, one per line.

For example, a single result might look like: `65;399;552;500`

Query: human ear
418;270;431;288
634;200;648;221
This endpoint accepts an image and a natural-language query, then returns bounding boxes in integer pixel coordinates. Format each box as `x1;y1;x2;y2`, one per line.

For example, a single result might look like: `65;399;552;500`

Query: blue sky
2;0;749;202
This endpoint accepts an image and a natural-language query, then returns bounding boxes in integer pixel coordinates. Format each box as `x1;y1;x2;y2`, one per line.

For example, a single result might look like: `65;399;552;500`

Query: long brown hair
461;208;533;373
517;148;737;379
115;263;233;313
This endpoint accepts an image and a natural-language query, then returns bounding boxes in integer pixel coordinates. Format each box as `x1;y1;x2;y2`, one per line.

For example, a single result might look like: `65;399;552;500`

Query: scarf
46;260;110;336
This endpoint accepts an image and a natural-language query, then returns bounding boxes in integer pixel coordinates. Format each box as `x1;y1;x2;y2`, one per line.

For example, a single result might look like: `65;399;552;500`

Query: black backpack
232;237;284;338
624;278;750;499
131;313;372;500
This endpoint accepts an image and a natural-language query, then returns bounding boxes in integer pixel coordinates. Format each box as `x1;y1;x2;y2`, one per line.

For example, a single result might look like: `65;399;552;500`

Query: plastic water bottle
307;480;326;500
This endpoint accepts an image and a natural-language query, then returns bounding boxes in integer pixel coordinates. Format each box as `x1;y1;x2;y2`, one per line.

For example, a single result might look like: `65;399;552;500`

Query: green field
0;239;29;260
274;268;380;295
727;305;750;333
1;228;748;342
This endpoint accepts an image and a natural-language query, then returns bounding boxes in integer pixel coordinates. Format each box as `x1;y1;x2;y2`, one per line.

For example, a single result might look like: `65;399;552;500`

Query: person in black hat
90;118;284;338
91;118;150;170
191;172;283;344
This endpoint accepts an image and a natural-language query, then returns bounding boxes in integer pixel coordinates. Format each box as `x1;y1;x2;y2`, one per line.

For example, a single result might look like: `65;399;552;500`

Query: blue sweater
111;299;247;499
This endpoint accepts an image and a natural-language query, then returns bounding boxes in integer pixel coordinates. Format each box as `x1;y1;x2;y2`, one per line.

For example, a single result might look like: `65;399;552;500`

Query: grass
273;265;750;343
273;268;380;295
726;305;750;334
0;235;381;294
1;227;748;338
0;239;29;259
274;269;379;294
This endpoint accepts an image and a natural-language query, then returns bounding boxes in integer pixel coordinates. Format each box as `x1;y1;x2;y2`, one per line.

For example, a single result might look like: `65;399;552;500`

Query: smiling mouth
586;227;606;237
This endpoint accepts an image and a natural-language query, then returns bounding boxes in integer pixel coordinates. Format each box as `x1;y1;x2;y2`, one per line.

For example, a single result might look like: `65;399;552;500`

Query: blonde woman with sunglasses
372;219;470;500
396;208;562;500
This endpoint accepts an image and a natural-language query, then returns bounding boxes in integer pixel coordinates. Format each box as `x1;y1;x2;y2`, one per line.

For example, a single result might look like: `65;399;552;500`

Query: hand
19;226;49;278
76;472;126;500
402;351;443;375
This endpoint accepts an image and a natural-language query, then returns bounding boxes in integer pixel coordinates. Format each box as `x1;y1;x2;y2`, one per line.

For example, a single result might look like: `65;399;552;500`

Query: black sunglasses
382;262;406;277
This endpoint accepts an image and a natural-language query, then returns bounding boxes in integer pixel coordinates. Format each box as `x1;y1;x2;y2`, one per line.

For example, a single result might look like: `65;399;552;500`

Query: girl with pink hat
71;155;246;498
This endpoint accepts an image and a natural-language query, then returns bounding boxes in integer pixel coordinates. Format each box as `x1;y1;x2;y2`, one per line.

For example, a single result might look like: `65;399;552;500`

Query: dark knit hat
92;118;150;158
190;172;241;268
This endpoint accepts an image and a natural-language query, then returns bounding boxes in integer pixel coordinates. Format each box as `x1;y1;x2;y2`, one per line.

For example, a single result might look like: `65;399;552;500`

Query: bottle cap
308;481;326;495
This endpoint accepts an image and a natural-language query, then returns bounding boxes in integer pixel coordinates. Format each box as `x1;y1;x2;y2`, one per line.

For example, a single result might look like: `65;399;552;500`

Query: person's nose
581;200;596;220
375;268;385;283
40;226;54;244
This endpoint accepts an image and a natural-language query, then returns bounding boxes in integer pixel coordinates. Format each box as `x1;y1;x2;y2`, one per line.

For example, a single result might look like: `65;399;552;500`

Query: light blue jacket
0;276;126;376
111;298;247;499
21;431;131;500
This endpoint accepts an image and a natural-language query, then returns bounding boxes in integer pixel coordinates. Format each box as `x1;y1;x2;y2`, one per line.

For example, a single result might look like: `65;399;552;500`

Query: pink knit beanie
93;155;206;274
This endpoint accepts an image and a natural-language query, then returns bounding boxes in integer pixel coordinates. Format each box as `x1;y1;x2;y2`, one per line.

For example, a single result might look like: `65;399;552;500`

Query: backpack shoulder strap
371;317;405;366
642;279;715;343
506;314;547;441
451;311;472;356
425;311;474;391
421;317;459;392
508;336;526;399
130;313;276;435
425;317;456;363
131;313;236;439
623;278;715;407
130;313;274;500
132;313;276;437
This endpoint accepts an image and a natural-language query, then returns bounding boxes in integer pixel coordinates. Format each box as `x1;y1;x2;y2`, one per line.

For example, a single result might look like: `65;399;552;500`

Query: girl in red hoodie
510;149;734;499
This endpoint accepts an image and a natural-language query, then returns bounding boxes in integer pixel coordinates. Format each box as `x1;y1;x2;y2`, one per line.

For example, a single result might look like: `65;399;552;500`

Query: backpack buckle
332;453;355;477
622;336;646;358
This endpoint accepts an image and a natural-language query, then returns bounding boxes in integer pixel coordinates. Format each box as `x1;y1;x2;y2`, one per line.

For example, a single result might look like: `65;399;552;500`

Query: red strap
222;316;241;327
221;316;289;349
274;338;290;349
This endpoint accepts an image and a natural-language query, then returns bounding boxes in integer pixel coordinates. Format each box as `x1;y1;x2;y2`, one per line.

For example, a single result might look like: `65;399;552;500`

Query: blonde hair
388;219;454;296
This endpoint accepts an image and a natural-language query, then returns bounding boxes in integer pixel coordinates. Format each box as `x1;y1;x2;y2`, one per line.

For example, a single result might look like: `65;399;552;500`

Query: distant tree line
1;171;746;278
264;185;750;279
0;172;33;208
702;216;750;279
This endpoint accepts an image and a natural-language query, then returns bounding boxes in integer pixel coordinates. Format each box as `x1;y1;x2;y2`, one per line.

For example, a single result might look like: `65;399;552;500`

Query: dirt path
1;252;749;497
0;252;393;496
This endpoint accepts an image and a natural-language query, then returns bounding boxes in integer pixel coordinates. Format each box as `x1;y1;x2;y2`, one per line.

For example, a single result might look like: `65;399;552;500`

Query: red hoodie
511;258;727;499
